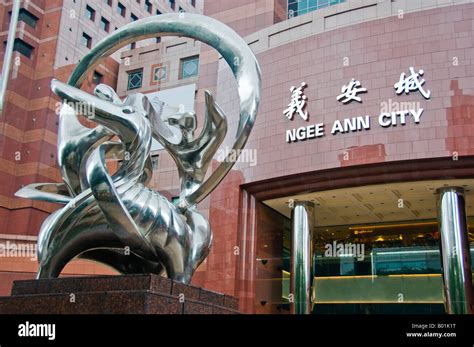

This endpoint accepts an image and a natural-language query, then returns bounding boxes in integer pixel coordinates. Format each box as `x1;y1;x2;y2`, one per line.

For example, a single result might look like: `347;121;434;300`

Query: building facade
219;0;474;314
1;0;474;314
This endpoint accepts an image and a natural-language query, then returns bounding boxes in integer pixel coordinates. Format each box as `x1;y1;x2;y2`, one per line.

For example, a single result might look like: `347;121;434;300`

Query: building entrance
260;179;474;314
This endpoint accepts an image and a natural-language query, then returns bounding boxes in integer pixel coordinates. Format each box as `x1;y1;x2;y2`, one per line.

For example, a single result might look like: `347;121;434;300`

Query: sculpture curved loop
14;14;261;283
69;13;261;209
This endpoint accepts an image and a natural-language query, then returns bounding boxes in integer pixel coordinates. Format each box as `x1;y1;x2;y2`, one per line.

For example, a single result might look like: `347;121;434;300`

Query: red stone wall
215;4;474;183
208;3;474;311
188;0;282;297
0;0;119;295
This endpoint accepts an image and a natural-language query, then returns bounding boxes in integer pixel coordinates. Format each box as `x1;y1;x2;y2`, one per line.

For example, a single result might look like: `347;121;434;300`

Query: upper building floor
0;0;203;73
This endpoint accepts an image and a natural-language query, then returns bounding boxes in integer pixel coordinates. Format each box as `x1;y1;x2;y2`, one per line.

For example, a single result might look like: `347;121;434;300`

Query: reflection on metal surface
0;0;20;114
14;14;261;284
437;187;474;314
290;201;315;314
67;13;261;211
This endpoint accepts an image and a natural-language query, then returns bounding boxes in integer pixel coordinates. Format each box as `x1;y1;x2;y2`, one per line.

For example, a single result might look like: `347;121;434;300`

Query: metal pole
290;201;315;314
436;187;473;314
0;0;21;115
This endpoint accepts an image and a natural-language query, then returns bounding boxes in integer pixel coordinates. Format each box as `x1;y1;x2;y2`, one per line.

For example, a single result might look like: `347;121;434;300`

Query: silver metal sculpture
15;13;261;284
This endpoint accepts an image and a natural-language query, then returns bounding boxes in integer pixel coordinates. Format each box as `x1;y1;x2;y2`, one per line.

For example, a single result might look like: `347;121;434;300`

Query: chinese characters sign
284;67;431;143
337;78;367;104
394;67;431;99
283;82;308;121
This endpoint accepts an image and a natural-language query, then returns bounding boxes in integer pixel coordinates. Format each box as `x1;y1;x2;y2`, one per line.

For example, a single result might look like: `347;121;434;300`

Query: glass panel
265;181;474;314
127;70;143;90
279;218;474;313
288;0;346;18
81;33;91;48
100;17;109;32
153;66;167;81
13;39;34;58
181;56;199;79
117;2;126;17
86;5;95;21
92;71;103;85
18;9;38;28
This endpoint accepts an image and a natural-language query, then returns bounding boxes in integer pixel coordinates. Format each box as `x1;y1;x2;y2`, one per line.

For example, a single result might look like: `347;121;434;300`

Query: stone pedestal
0;274;239;314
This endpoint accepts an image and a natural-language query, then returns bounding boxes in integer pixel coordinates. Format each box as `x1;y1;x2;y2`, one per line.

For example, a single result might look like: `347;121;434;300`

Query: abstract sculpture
15;14;261;284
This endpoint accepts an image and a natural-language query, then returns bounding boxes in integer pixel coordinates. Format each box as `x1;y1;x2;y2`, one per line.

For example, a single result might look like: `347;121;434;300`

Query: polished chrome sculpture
291;201;315;314
437;187;474;314
15;14;261;284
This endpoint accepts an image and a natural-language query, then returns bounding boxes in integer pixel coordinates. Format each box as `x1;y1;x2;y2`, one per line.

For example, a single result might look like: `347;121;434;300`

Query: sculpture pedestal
0;274;239;314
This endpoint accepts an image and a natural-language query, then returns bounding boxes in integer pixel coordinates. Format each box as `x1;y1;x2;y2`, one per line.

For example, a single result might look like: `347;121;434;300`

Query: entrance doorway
259;179;474;314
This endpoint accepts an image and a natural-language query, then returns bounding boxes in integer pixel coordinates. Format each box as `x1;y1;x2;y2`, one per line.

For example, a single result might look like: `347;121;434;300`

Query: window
189;0;196;7
100;17;110;32
130;13;138;21
145;0;152;13
288;0;345;18
10;8;39;28
5;38;34;58
180;56;199;79
152;66;167;82
127;69;143;90
151;155;159;170
156;9;162;15
117;2;126;17
156;37;161;43
130;42;136;50
85;5;95;21
169;0;176;10
82;32;92;49
92;71;103;85
104;0;112;6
